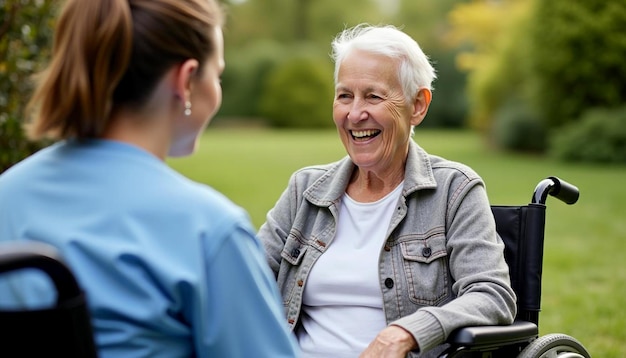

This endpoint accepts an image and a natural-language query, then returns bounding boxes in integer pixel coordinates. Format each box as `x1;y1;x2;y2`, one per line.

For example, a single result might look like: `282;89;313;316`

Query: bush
527;0;626;129
492;98;547;153
0;1;56;173
258;56;335;128
0;117;47;173
549;106;626;164
423;50;468;128
216;40;287;121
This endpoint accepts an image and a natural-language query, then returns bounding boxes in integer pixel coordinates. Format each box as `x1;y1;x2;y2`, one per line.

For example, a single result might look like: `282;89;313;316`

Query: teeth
351;130;379;138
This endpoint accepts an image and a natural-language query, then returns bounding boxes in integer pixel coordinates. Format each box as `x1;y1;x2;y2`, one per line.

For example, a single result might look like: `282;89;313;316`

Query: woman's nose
347;102;367;122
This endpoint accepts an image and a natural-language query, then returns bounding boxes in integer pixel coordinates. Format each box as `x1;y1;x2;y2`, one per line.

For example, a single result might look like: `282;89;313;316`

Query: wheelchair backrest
492;204;547;325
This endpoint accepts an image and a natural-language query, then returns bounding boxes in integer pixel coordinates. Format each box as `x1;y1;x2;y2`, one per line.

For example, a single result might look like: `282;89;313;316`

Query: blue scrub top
0;139;299;357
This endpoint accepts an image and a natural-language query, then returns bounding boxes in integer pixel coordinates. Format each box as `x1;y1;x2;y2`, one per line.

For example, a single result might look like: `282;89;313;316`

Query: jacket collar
304;140;437;207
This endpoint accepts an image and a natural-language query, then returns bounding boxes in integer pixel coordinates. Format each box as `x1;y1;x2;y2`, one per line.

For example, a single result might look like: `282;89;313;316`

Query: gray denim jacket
258;140;516;357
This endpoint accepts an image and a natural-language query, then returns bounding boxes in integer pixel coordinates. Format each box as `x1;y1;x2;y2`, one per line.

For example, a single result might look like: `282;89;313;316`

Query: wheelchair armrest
447;320;538;348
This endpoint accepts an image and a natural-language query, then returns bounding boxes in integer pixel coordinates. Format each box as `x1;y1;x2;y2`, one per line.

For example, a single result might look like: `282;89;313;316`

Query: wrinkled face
333;50;418;173
170;26;225;157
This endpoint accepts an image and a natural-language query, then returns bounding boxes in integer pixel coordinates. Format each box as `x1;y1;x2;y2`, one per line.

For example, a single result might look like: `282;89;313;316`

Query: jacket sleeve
257;172;299;277
392;178;517;355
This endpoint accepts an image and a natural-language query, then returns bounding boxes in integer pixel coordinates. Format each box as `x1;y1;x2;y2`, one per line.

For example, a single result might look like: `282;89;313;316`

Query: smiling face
333;49;427;176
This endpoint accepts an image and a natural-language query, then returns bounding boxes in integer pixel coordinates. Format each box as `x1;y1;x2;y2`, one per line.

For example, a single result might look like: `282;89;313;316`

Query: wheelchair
441;176;591;358
0;241;98;357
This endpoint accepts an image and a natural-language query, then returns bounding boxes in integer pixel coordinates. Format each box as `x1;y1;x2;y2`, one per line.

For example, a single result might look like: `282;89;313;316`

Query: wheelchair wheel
517;333;591;358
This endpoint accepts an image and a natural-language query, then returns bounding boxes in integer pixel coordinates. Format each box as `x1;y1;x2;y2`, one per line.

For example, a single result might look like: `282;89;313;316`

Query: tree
445;0;533;132
0;0;57;173
527;0;626;128
223;0;384;48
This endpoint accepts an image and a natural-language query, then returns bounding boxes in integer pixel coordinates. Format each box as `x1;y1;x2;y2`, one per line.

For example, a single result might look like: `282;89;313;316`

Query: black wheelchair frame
0;241;98;357
441;176;591;358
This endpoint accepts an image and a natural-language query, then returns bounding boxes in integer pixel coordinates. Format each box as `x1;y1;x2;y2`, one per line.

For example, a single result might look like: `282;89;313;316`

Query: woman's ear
410;88;432;127
174;59;200;103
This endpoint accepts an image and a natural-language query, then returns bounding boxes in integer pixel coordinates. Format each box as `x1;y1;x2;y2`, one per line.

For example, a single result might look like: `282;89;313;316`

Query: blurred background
2;0;625;170
1;1;626;356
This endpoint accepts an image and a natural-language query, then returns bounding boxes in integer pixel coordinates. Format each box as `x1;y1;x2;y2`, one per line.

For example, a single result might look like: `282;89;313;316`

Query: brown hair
25;0;224;140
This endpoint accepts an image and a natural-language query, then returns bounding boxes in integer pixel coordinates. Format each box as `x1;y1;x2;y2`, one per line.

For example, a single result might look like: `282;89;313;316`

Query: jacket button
384;245;391;252
291;248;300;257
384;278;394;289
297;279;304;287
422;247;432;258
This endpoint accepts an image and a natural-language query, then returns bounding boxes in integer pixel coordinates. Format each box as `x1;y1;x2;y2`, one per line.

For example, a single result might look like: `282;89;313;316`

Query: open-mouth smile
350;129;381;141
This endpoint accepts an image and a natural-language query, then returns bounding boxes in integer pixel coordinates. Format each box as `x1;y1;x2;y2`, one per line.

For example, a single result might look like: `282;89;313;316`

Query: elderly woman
258;24;516;358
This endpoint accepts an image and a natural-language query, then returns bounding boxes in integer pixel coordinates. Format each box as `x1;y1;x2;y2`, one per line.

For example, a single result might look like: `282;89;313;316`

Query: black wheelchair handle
532;176;580;205
0;241;82;304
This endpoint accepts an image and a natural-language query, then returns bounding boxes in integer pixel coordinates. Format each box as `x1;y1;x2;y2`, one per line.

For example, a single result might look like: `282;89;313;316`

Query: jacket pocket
400;231;449;306
280;234;307;265
277;234;307;306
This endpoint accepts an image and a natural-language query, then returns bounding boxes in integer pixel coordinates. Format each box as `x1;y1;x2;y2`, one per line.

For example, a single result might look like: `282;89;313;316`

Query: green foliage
225;0;387;48
448;0;626;163
469;11;534;133
0;0;57;173
446;0;534;132
527;0;626;128
216;39;287;122
492;97;547;153
391;0;461;51
258;55;335;128
549;106;626;164
222;0;467;128
423;50;468;128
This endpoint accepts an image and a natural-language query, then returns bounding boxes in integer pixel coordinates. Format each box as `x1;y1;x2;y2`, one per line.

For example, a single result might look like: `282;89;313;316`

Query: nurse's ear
172;58;200;105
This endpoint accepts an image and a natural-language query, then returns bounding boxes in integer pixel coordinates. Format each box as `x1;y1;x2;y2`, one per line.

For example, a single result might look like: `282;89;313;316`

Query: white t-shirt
297;182;404;357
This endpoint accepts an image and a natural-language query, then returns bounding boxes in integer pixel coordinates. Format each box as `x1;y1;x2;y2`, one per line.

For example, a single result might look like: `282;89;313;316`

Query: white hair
330;24;437;103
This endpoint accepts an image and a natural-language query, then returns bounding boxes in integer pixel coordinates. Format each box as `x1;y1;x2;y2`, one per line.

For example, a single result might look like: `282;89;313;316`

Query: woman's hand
359;325;418;358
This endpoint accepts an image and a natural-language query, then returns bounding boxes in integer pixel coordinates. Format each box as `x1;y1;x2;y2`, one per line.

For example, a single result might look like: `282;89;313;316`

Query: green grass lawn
169;127;626;357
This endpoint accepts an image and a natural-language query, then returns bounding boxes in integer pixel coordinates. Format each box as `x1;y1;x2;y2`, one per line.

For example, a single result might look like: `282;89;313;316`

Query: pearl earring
184;101;192;116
